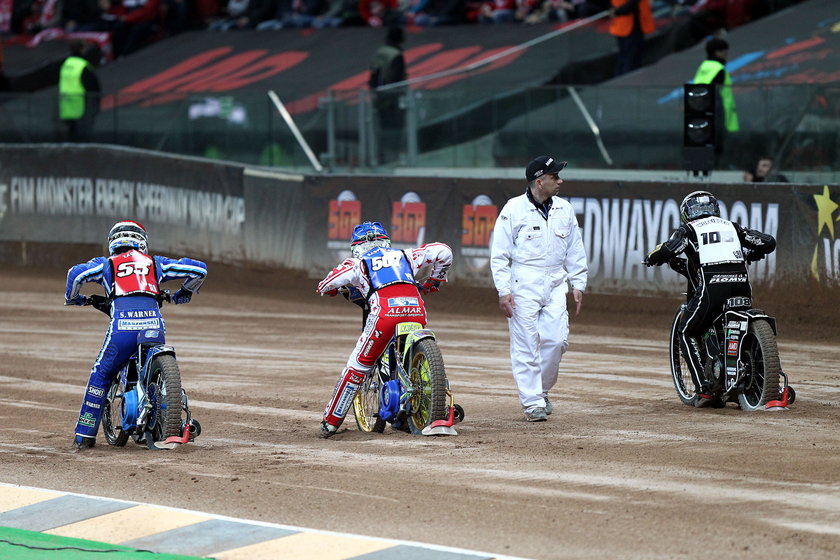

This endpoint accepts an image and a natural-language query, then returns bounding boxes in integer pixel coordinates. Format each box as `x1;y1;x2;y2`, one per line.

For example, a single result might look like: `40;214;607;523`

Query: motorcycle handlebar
77;290;171;315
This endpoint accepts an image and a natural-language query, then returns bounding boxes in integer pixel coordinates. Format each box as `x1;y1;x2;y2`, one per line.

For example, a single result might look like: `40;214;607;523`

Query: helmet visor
685;200;718;220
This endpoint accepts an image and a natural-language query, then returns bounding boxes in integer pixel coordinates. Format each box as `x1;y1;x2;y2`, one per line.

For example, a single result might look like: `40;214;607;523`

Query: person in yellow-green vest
59;41;101;142
693;37;739;162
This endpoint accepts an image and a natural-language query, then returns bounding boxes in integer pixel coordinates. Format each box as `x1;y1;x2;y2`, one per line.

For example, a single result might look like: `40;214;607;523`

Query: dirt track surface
1;264;839;560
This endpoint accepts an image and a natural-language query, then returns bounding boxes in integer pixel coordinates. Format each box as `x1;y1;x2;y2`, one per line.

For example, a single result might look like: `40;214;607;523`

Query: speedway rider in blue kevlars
644;191;775;407
65;221;207;450
315;221;452;438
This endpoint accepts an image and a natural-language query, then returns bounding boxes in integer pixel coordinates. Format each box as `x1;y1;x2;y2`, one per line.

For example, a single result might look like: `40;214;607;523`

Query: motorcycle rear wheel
102;377;129;447
406;338;448;434
353;362;386;433
737;318;781;411
669;307;699;406
147;355;184;443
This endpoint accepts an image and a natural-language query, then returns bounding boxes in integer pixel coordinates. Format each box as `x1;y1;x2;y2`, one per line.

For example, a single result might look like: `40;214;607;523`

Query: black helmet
680;191;720;223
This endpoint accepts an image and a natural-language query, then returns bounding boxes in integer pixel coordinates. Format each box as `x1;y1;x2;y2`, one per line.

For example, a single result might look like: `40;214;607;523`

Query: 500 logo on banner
568;197;778;284
0;176;244;234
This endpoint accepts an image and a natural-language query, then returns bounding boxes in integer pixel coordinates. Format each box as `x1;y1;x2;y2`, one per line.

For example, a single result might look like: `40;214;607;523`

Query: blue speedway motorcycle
84;292;201;450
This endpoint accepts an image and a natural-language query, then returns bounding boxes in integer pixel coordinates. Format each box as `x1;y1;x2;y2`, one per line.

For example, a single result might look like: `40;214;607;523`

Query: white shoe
544;396;553;416
524;407;548;422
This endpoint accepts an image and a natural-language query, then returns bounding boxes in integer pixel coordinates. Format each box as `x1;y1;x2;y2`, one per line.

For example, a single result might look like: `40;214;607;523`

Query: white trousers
507;286;569;411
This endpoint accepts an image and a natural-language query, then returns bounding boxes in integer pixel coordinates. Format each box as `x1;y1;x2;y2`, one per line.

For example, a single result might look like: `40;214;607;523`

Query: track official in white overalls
490;156;588;422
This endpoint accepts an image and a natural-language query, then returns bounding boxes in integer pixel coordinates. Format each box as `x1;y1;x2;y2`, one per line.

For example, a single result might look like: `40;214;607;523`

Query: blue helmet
350;221;390;258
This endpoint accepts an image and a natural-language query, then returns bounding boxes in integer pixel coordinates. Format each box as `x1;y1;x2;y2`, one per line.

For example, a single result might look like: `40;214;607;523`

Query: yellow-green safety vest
59;56;91;120
693;60;739;132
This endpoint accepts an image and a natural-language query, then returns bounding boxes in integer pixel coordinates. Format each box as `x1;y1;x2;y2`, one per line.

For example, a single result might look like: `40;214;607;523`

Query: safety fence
1;145;837;294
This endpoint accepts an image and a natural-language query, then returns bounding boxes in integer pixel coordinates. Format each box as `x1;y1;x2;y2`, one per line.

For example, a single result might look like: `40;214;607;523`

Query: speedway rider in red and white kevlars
645;191;776;407
316;221;452;438
490;156;588;422
65;221;207;450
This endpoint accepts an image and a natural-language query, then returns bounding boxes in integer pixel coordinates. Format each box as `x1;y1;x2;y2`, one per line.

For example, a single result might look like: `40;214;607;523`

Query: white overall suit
490;192;588;412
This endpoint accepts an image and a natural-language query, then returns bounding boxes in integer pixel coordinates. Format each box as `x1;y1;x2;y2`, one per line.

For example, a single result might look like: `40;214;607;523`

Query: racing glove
421;279;441;294
323;288;339;297
173;287;193;304
65;296;85;306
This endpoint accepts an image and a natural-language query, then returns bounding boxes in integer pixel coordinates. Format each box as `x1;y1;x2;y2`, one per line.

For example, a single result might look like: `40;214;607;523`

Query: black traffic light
682;83;716;173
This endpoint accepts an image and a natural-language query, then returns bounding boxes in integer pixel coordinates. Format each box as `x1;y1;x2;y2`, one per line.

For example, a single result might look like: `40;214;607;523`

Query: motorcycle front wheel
737;317;781;411
102;376;129;446
146;354;184;443
669;306;699;406
353;362;386;433
406;338;448;434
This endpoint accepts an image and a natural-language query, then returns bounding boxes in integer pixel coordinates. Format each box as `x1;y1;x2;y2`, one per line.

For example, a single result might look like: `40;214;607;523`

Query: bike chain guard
379;380;401;422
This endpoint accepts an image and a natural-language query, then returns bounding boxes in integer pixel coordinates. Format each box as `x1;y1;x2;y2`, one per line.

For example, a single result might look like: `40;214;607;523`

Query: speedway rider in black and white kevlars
645;191;776;407
490;156;588;422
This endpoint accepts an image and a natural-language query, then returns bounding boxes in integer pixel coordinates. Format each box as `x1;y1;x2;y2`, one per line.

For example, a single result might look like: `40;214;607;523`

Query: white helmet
107;221;148;255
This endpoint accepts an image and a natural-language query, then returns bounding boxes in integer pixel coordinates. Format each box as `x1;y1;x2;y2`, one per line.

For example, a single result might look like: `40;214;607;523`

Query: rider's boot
319;421;339;438
71;435;96;452
695;384;725;408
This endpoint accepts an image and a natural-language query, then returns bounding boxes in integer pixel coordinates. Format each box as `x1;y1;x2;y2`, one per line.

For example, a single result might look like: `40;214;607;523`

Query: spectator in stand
312;0;359;27
191;0;221;27
401;0;428;24
109;0;163;58
358;0;397;27
62;0;120;32
19;0;64;33
523;0;603;23
409;0;466;25
609;0;655;76
62;0;107;31
674;0;754;51
477;0;517;24
749;155;788;183
160;0;192;34
257;0;326;28
209;0;273;30
514;0;540;23
256;0;292;29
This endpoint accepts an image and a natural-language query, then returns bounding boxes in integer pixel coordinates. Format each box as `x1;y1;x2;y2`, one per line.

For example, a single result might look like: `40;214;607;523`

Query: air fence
1;145;838;295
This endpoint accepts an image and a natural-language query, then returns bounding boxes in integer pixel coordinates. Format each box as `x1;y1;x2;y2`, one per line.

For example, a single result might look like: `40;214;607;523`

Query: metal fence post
320;90;336;170
405;90;418;166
